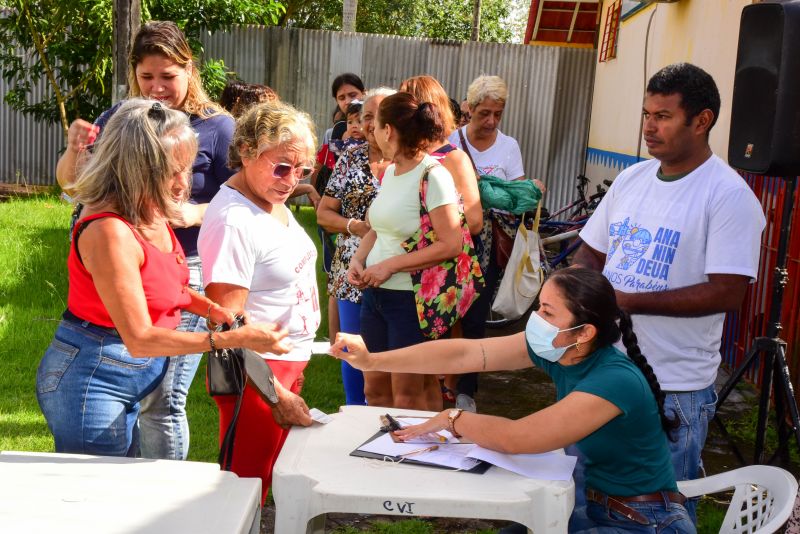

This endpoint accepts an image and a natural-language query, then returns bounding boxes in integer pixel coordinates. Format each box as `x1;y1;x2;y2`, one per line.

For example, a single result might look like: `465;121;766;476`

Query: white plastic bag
491;216;543;321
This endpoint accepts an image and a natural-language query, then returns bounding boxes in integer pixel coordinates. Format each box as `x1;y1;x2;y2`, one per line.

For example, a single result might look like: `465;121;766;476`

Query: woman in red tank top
36;99;293;457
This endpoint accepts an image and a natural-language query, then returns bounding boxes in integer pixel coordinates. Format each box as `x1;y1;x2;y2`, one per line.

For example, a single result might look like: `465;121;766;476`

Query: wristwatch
447;408;464;438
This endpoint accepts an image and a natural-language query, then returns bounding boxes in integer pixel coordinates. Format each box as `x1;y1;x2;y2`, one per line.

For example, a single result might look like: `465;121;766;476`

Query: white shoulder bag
491;204;544;321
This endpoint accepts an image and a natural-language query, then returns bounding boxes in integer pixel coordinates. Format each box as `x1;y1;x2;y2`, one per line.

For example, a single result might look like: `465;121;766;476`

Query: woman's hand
238;322;293;354
393;411;450;442
67;119;100;154
533;178;546;194
361;260;394;287
347;257;368;288
329;333;374;371
171;203;208;228
207;302;238;328
271;387;313;429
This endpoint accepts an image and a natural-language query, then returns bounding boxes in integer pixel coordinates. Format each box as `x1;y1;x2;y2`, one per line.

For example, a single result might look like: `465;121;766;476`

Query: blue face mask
525;312;585;363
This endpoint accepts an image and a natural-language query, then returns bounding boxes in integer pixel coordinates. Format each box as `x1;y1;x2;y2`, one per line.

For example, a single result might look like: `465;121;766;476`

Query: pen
398;445;439;458
385;413;403;431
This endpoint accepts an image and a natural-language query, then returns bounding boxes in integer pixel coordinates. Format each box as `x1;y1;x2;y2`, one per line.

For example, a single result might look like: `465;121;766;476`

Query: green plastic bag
477;174;542;214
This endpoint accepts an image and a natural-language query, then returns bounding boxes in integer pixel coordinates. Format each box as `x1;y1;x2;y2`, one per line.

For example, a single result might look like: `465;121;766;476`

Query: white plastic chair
677;465;798;534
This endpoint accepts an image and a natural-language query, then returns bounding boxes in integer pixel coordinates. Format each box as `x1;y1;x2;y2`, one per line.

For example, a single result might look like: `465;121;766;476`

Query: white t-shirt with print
448;126;525;180
367;154;458;291
199;185;320;362
580;155;765;391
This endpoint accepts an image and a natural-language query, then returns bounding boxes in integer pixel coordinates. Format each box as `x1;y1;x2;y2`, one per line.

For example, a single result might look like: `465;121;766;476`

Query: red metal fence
721;175;800;400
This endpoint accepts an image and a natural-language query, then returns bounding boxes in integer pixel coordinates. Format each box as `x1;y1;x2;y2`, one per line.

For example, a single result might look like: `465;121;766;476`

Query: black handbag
206;316;279;470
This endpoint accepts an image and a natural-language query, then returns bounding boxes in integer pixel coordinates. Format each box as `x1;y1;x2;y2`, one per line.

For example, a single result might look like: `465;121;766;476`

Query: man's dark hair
647;63;720;131
331;73;365;98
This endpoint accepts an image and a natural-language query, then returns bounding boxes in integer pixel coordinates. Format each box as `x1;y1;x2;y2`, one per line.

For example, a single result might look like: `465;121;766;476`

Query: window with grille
598;0;622;62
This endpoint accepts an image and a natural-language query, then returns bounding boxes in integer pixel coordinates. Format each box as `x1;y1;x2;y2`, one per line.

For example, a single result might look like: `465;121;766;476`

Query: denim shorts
36;317;167;456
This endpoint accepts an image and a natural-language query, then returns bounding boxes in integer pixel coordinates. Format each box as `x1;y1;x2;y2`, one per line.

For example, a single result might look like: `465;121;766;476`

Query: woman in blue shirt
331;267;694;533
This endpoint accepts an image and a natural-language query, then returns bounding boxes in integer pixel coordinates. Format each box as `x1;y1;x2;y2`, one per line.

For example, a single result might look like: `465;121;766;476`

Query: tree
280;0;525;43
0;0;284;141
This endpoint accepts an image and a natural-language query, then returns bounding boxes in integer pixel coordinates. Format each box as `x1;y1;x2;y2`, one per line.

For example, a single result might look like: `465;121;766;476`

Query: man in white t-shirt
575;63;766;521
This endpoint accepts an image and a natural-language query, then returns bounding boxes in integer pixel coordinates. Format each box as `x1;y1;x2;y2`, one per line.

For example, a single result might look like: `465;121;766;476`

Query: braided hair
548;268;679;439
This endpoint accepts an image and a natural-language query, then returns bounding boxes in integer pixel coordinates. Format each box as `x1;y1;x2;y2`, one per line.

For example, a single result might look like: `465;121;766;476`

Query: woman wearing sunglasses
198;101;318;503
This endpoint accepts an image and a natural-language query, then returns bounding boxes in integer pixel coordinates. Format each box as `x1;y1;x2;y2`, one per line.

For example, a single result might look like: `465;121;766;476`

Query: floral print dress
324;143;380;303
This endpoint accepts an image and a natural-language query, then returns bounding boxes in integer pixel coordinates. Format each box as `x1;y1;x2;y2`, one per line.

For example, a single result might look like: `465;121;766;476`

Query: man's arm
572;242;607;271
572;243;749;317
616;274;749;317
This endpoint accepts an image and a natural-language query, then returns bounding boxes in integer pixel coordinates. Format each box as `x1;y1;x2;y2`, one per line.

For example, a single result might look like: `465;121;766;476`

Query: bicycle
484;175;609;330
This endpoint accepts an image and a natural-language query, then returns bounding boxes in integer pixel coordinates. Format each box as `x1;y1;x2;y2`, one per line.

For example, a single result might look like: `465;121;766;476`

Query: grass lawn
0;195;730;533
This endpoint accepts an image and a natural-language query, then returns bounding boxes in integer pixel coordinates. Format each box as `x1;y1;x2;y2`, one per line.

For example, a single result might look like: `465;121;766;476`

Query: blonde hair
72;98;198;225
128;21;226;120
466;75;508;109
229;101;317;169
399;75;456;136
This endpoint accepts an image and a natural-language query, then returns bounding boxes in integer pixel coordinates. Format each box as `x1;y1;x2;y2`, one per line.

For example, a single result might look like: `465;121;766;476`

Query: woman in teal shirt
330;268;694;533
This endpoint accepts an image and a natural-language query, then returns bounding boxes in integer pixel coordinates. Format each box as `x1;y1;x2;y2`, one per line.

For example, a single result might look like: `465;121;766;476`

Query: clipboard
349;430;491;474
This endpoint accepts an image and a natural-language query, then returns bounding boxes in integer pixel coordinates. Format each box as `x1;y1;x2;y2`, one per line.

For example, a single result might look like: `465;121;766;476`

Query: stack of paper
357;429;576;480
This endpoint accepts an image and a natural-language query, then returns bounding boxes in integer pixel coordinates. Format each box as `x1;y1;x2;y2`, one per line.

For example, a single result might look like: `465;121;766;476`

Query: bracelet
346;218;356;235
208;331;216;353
206;303;219;330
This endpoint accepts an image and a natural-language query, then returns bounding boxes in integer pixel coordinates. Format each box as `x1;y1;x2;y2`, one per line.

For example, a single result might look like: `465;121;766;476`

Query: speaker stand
714;177;800;465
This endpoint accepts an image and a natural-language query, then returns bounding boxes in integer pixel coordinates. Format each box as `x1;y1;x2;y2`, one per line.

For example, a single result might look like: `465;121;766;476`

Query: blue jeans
338;298;366;405
663;384;717;523
566;444;587;507
138;255;205;460
360;288;426;354
570;498;696;533
37;318;168;456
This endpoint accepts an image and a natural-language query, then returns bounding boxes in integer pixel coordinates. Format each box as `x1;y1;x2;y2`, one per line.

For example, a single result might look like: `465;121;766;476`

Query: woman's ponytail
618;309;679;439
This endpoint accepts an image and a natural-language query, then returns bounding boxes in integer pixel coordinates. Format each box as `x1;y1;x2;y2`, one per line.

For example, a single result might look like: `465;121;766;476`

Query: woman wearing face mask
54;21;236;461
331;268;694;534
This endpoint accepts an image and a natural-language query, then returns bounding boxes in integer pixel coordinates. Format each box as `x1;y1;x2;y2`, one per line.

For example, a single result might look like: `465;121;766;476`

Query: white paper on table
357;432;479;470
465;447;577;481
356;432;577;479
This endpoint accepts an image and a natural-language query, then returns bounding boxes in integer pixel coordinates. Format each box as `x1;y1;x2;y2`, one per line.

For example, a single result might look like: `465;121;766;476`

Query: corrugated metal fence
200;26;596;211
0;77;63;186
1;26;596;211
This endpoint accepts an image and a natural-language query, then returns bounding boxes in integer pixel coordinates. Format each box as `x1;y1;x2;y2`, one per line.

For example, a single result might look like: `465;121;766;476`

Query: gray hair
72;98;198;225
229;100;317;168
466;75;508;109
362;86;397;118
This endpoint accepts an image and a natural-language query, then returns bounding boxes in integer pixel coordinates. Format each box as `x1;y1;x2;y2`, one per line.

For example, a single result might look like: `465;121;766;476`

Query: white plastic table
272;405;574;533
0;451;261;533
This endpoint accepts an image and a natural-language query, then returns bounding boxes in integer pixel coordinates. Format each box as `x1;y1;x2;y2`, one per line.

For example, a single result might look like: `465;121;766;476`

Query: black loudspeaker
729;1;800;176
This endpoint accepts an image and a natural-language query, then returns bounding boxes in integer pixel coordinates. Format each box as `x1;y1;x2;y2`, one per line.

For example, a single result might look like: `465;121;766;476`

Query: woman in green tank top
330;268;695;533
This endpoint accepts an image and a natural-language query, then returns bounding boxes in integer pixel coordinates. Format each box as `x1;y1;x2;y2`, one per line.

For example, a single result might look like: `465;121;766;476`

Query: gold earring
576;340;581;353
